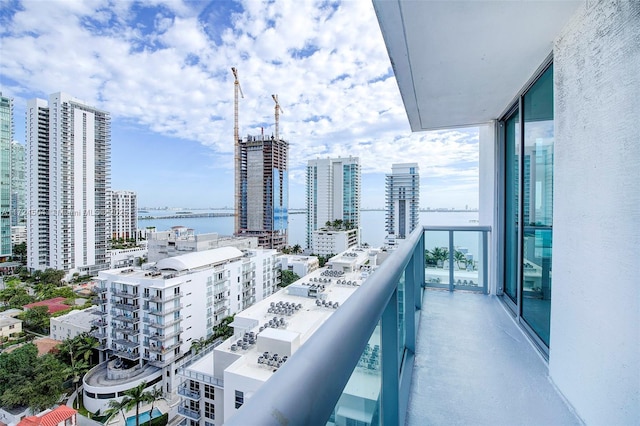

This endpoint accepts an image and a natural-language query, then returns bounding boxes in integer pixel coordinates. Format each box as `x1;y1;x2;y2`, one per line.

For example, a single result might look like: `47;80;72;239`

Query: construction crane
272;94;283;142
232;67;244;235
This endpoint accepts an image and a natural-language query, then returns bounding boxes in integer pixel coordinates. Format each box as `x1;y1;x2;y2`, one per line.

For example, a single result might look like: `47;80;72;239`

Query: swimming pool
125;408;162;426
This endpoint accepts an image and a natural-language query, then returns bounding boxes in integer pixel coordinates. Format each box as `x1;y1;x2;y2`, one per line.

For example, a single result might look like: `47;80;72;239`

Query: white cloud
0;0;478;208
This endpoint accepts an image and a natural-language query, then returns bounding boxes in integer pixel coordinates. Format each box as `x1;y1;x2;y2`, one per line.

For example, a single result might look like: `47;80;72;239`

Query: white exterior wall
312;229;358;256
26;98;49;270
549;2;640;425
49;307;94;341
111;190;137;240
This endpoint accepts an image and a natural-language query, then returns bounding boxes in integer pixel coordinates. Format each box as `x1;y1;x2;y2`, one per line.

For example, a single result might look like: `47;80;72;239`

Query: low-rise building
277;254;319;278
0;315;22;339
49;307;96;341
176;246;376;425
17;406;77;426
311;228;359;256
83;247;279;415
147;228;258;263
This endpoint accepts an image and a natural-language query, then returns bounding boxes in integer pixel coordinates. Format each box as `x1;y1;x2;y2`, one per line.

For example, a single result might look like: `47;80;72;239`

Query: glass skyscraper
0;93;13;260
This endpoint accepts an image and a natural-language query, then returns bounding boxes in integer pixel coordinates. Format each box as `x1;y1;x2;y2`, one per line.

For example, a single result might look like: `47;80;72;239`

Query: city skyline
0;1;479;209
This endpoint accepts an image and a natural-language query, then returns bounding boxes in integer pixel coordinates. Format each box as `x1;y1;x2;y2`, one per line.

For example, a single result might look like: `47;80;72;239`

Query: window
204;401;215;420
234;390;244;409
204;384;215;400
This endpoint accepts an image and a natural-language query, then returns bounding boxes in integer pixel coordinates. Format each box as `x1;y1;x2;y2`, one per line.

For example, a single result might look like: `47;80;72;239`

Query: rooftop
17;406;77;426
50;307;97;328
23;297;70;314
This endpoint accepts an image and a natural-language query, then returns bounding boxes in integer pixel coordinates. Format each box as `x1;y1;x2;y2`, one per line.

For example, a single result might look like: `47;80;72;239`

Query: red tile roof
17;406;77;426
23;297;70;314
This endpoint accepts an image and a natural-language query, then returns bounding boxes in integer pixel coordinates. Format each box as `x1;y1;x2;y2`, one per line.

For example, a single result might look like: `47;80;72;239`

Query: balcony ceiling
373;0;582;131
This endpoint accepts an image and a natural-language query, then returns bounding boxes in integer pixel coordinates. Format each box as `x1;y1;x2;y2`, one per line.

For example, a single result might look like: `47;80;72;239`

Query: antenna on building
232;67;244;235
272;94;283;142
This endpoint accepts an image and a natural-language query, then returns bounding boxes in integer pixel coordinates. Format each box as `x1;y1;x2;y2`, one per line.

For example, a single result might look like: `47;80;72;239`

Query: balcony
178;406;200;421
148;339;182;354
111;348;140;361
111;289;138;298
177;386;200;400
112;302;140;312
144;292;183;303
148;304;183;316
226;226;580;425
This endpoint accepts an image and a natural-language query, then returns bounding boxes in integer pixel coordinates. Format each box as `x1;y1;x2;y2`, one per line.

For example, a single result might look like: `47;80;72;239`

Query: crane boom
272;94;283;142
232;67;244;235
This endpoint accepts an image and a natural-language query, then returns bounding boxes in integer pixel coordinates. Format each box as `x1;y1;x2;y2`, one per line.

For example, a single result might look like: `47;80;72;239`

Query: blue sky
0;0;479;209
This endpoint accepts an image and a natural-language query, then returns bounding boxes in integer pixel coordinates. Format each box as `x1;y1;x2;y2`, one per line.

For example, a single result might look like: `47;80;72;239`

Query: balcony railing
144;292;183;303
177;386;200;400
111;348;140;361
148;304;183;316
178;406;200;421
227;226;486;425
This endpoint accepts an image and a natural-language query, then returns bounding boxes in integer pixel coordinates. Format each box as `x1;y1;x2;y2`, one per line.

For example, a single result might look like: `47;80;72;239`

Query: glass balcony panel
326;322;381;426
424;230;450;288
452;230;483;291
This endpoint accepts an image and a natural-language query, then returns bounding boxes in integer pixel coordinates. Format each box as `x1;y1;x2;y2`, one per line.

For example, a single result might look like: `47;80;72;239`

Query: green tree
291;244;302;254
104;398;128;423
190;337;206;355
13;242;26;263
22;305;50;333
66;358;89;397
213;315;235;340
123;382;158;426
145;386;164;419
40;268;65;286
454;250;467;269
0;346;68;411
279;270;300;287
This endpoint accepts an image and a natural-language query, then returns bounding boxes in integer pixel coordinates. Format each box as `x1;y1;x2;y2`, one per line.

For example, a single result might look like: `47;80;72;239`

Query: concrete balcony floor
407;290;581;425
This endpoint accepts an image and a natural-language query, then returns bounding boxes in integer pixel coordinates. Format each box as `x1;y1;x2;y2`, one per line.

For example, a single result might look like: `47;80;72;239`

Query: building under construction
231;68;289;250
237;134;288;250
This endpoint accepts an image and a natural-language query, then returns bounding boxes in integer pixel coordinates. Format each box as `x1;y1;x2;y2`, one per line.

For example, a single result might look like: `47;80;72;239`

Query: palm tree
145;386;164;419
122;381;159;426
190;337;206;354
105;398;129;424
292;244;302;254
454;250;467;270
431;247;449;267
67;358;89;398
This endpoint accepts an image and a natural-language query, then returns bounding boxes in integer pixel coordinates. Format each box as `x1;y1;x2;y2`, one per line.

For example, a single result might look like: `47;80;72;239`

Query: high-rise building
110;190;137;242
0;93;13;260
26;92;110;275
10;141;26;227
236;134;288;250
385;163;420;241
306;157;360;249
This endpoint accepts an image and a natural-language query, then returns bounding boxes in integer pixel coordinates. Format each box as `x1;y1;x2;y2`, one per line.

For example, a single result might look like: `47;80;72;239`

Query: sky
0;0;479;210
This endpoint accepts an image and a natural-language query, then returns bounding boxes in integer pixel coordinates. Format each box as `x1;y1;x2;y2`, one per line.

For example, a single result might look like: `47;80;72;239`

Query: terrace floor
406;289;582;425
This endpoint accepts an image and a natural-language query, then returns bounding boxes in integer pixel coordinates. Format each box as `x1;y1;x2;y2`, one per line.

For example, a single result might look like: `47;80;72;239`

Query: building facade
306;157;360;249
236;135;288;250
176;246;374;425
277;254;319;278
0;93;13;260
26;92;110;275
311;228;359;256
49;307;95;341
385;163;419;240
10;141;26;228
84;247;279;414
110;190;137;241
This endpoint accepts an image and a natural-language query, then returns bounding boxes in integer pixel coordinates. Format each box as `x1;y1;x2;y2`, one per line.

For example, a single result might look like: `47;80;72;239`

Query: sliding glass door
502;63;554;349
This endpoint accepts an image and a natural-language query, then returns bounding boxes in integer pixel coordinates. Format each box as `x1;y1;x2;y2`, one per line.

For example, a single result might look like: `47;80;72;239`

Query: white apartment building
311;228;359;256
385;163;420;241
176;246;375;425
10;225;26;245
110;190;137;241
49;307;95;341
277;254;319;278
306;157;360;249
83;247;279;414
26;92;110;276
148;227;258;263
